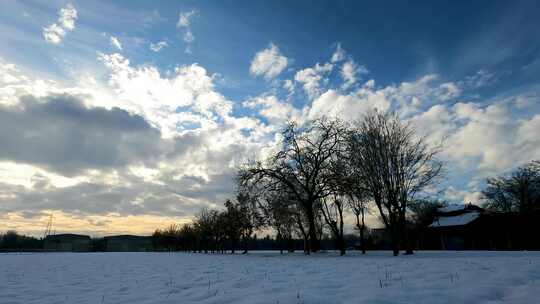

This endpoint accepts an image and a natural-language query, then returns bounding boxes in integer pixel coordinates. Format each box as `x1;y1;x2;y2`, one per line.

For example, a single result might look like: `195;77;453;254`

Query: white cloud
410;99;540;183
98;52;232;136
341;60;369;89
0;55;276;235
443;186;483;204
0;57;67;105
42;3;77;44
331;43;346;63
435;82;461;101
283;79;295;95
308;87;390;121
150;41;168;52
250;43;289;80
177;10;196;28
294;63;333;99
177;10;197;53
243;95;302;125
464;69;498;88
110;36;123;51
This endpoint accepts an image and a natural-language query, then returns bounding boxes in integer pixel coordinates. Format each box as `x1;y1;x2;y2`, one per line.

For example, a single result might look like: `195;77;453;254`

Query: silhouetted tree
236;190;265;254
482;160;540;213
239;118;347;254
320;195;346;255
347;194;371;254
223;199;243;253
262;190;297;254
408;199;445;227
153;224;182;251
0;231;42;251
194;208;219;253
348;111;443;256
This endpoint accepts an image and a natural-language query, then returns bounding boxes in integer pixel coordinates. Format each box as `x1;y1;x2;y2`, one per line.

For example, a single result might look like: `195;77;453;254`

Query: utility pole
43;213;54;239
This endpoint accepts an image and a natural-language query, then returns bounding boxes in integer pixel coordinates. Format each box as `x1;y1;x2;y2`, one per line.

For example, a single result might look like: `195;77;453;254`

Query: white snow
1;251;540;304
430;211;481;227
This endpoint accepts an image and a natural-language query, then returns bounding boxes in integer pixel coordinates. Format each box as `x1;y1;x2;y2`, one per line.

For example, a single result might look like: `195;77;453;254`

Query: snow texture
430;211;481;227
1;251;540;304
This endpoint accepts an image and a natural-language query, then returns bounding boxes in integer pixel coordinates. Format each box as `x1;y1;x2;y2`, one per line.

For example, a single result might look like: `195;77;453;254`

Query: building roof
429;211;481;228
45;234;91;240
103;235;152;240
439;204;467;213
437;203;484;215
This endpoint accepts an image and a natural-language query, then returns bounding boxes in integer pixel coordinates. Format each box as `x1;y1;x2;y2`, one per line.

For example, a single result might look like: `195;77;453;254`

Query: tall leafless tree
238;118;347;254
239;119;343;253
348;111;443;256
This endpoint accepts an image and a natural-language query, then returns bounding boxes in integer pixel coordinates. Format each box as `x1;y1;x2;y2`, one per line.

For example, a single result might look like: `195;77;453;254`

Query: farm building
104;235;153;252
427;204;540;250
428;204;484;250
43;234;91;252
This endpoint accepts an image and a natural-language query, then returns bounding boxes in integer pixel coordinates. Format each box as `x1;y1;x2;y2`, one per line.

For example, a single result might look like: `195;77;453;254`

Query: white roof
429;211;480;228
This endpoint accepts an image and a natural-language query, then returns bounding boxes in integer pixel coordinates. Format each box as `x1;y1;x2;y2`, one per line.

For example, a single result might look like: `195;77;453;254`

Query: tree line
0;231;43;251
155;111;444;256
154;111;540;256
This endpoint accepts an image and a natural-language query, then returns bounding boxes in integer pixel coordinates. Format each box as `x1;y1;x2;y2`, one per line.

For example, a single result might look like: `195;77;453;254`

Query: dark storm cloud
0;172;226;217
0;94;163;175
0;94;246;218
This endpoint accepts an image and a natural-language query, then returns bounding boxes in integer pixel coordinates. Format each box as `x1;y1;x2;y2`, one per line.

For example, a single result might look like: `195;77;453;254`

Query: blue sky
0;0;539;235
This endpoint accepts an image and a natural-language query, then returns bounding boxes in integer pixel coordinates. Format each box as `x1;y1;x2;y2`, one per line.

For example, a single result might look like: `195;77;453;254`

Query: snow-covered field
1;251;540;304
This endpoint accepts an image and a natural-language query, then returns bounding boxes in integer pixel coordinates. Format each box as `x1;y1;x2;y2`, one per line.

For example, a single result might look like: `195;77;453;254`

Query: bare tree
239;118;347;254
348;111;443;256
193;208;219;253
482;176;513;212
236;191;265;254
482;160;540;213
347;194;370;254
262;188;297;254
223;199;243;253
339;146;371;254
320;195;346;255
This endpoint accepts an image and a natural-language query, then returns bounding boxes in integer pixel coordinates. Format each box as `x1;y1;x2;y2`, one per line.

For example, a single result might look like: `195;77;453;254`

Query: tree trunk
287;238;295;253
306;205;320;253
404;228;414;255
277;232;283;254
360;226;366;254
338;237;346;256
360;208;366;254
391;228;400;256
242;235;248;254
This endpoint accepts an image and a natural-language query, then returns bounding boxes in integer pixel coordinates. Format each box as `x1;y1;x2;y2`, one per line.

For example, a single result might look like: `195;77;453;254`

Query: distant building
103;235;153;252
427;204;540;250
43;234;91;252
428;204;484;250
